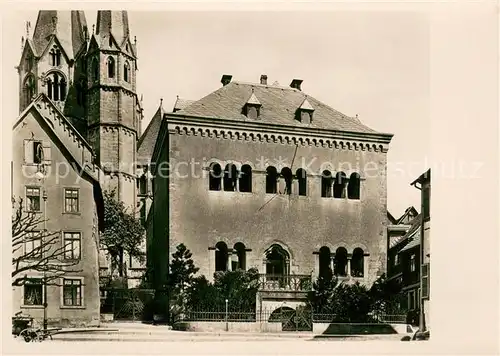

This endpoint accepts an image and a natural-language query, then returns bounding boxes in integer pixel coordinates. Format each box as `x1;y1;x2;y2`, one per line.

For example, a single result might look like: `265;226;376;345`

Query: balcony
258;274;312;292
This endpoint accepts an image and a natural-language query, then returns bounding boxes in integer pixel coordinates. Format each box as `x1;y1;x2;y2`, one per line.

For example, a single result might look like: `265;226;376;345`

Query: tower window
239;165;252;193
23;75;36;107
107;57;115;78
296;168;307;196
46;72;66;102
266;166;278;194
49;47;61;66
124;61;130;83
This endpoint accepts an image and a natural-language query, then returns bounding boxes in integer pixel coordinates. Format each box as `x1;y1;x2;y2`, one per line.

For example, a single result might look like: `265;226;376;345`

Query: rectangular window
63;279;82;306
26;187;41;211
25;231;42;259
24;278;43;306
33;141;43;164
64;188;79;213
410;254;416;272
63;232;81;260
394;254;400;266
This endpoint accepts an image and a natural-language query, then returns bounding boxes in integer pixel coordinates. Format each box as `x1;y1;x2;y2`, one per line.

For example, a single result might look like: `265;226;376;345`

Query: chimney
221;74;232;86
260;75;268;85
290;79;303;91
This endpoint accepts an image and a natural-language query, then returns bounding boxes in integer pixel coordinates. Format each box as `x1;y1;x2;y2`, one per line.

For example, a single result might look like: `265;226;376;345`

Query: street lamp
225;299;228;332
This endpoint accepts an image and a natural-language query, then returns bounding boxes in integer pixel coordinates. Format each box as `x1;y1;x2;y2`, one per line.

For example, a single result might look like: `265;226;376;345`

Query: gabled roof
13;93;105;230
137;101;165;165
396;206;419;225
173;97;195;112
174;81;385;134
392;214;422;251
387;211;397;225
245;92;261;106
299;97;314;111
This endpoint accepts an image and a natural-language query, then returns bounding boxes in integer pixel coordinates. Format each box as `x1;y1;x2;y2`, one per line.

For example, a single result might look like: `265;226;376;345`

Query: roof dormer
296;97;314;124
243;91;262;119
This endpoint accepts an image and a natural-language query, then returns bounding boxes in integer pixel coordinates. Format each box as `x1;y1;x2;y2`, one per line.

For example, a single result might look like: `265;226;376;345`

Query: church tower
86;10;142;211
18;11;88;133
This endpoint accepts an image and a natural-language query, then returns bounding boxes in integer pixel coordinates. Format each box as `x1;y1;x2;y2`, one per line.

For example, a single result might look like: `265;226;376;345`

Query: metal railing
258;274;312;292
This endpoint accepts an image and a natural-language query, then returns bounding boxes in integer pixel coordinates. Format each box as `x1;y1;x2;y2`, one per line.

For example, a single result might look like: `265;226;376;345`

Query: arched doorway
265;244;290;277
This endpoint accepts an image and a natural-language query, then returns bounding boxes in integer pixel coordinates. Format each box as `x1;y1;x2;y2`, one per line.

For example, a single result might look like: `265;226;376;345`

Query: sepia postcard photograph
1;2;498;355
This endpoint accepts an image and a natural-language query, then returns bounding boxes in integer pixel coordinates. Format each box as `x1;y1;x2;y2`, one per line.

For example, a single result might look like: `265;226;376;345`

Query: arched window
23;75;36;105
215;241;228;272
49;46;61;66
265;244;290;277
239;165;252;193
91;58;99;81
334;247;348;277
124;61;130;83
280;167;293;195
351;248;364;277
233;242;246;271
333;172;347;198
319;246;332;279
321;170;333;198
348;173;361;200
209;163;222;191
266;166;278;194
223;164;238;192
296;169;307;196
46;72;66;102
107;57;115;78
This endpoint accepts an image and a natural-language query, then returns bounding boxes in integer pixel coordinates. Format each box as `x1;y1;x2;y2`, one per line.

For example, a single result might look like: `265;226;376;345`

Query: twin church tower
18;10;144;211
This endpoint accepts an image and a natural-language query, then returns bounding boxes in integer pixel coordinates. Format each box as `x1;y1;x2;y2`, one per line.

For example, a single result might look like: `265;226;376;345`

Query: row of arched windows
319;246;365;278
208;163;361;199
213;242;365;278
91;57;131;83
46;72;66;102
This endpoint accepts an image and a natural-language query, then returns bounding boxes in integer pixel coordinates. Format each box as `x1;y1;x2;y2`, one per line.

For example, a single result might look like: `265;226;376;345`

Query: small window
124;61;130;83
209;163;222;191
139;175;147;195
266;166;278;194
63;279;82;306
296;168;307;196
26;187;41;211
64;188;79;213
25;231;42;259
410;254;416;272
33;141;43;164
63;232;81;260
107;57;115;78
321;170;333;198
239;165;252;193
24;278;43;306
394;254;400;266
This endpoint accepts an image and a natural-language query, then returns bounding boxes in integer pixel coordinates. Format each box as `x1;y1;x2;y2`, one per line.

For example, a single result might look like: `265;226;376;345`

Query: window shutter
24;140;33;164
421;263;430;299
42;141;52;164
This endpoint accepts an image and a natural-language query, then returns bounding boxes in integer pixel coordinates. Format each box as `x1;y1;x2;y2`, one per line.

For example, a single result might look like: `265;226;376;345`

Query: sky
2;10;430;218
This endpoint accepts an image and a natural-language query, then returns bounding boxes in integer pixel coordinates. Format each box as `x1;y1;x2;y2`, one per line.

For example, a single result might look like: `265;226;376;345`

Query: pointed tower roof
137;99;165;165
96;10;134;53
32;11;87;60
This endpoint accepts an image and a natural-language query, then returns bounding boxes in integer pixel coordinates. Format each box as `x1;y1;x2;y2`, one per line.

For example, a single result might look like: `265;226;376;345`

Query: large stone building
147;75;394;312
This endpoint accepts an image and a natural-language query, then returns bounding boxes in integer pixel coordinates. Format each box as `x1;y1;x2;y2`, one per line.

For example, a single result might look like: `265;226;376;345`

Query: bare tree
12;197;82;287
